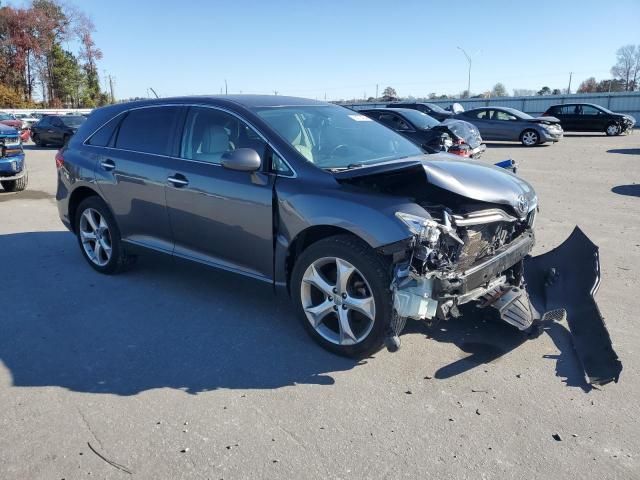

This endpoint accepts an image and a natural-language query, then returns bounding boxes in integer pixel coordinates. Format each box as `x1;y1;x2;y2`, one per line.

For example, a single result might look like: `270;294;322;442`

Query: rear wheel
291;235;392;358
75;196;136;274
520;129;539;146
1;172;28;192
605;123;620;136
32;133;43;146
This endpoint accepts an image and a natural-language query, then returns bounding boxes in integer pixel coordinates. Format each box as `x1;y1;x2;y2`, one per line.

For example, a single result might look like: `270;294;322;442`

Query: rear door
561;104;581;131
93;105;182;253
165;106;274;281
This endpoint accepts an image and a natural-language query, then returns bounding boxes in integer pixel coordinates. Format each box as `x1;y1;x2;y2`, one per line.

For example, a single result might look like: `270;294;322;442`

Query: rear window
115;106;181;156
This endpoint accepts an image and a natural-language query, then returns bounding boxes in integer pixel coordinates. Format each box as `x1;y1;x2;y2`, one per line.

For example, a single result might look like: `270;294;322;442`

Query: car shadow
607;148;640;156
1;231;590;395
404;305;591;391
484;142;550;149
611;184;640;197
0;231;360;396
22;144;58;151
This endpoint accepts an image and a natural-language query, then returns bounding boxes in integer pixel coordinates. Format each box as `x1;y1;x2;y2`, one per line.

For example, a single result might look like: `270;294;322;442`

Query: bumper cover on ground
525;227;622;386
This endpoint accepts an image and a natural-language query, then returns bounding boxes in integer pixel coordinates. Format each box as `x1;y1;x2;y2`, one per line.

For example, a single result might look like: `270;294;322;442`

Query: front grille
455;220;526;272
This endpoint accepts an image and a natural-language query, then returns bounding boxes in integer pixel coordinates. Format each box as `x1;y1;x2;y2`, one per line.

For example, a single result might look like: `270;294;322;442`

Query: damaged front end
386;208;621;387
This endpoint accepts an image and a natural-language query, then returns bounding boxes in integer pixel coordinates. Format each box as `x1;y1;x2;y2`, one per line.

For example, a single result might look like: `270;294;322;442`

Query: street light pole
457;46;472;97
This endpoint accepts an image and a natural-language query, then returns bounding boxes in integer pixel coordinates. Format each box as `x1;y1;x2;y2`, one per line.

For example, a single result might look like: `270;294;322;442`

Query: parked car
361;107;486;158
542;103;636;136
13;113;39;129
456;107;563;146
31;115;86;147
386;102;453;122
54;96;620;385
0;123;27;192
0;112;23;130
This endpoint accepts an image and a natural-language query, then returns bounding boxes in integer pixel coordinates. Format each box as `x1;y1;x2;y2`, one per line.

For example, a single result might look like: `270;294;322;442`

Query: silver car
456;106;563;146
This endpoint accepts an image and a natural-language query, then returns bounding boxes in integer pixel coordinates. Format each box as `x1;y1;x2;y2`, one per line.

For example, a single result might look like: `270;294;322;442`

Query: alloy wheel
79;208;113;267
606;124;619;136
522;131;538;146
300;257;376;346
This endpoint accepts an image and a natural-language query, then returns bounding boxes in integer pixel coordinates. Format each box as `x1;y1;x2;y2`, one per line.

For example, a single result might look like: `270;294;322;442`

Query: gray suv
55;96;619;383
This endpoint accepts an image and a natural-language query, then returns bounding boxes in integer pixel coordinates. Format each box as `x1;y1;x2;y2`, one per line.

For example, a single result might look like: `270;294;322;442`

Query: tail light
55;150;64;169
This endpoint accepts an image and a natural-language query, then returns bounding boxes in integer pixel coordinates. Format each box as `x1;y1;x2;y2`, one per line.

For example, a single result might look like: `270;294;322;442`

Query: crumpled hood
421;155;537;215
334;154;537;217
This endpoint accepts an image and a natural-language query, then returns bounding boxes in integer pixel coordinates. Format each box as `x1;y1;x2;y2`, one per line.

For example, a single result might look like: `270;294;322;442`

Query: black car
362;108;485;158
31;115;86;147
542;103;635;136
386;102;453;122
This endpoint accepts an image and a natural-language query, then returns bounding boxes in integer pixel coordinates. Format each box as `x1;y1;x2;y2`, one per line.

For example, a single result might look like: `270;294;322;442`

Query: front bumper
470;144;486;158
540;129;563;142
0;154;25;180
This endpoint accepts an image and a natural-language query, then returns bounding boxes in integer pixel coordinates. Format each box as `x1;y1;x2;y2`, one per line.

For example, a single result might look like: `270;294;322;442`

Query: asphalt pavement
1;135;639;479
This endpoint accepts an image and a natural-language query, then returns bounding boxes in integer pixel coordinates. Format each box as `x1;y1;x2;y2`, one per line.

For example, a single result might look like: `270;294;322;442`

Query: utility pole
108;75;115;103
457;46;472;97
375;84;378;99
567;72;573;95
224;79;228;95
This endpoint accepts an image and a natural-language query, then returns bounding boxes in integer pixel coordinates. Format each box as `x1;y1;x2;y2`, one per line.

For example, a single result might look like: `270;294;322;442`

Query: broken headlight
395;212;441;245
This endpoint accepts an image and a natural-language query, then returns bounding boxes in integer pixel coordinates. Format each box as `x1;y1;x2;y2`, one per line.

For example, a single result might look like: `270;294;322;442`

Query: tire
74;196;136;274
1;172;28;192
520;129;539;147
32;133;43;147
605;123;620;136
291;234;392;358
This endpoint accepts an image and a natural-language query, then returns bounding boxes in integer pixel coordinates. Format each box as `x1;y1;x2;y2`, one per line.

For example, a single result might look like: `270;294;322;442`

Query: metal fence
2;108;92;116
341;91;640;120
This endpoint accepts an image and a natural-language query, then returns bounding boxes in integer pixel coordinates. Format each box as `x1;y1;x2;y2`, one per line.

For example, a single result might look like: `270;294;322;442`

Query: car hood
0;123;18;135
0;119;22;128
529;116;561;125
334;154;537;217
439;119;483;148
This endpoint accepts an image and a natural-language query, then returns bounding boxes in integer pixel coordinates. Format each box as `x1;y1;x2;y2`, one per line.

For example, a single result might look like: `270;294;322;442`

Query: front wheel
32;133;43;146
75;196;136;274
291;235;392;358
605;123;620;136
520;129;539;146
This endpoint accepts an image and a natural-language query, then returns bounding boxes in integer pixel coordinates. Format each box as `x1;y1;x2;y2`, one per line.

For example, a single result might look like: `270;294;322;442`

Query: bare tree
611;45;640;91
577;77;597;93
491;83;508;97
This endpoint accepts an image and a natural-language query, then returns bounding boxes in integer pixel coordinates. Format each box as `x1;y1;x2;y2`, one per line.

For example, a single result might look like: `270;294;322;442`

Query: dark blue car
0;123;27;192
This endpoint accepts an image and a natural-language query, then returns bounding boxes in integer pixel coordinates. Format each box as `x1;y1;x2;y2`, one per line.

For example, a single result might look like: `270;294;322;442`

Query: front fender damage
524;227;622;386
386;225;622;387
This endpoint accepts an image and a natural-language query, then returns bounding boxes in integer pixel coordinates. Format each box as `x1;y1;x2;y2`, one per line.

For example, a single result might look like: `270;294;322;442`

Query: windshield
394;109;440;129
255;104;423;169
0;113;15;121
596;105;613;114
501;107;533;119
61;116;86;128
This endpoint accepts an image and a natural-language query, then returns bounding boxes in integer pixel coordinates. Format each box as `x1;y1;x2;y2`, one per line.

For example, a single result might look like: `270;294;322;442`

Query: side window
51;117;63;127
494;111;517;121
115;106;181;155
86;114;123;147
38;117;51;127
475;110;490;119
581;105;600;115
180;107;266;164
270;151;294;176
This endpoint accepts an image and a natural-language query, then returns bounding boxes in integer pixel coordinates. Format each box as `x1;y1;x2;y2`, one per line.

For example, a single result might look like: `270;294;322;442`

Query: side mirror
221;148;261;172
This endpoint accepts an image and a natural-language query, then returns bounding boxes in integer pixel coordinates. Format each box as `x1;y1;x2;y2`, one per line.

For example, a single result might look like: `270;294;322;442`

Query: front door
165;106;274;281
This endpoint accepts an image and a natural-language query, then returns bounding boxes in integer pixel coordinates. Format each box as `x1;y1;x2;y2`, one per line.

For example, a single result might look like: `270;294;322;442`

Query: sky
51;0;640;100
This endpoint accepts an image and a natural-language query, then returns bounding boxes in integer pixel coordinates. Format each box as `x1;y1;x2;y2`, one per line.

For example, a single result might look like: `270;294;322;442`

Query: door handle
167;174;189;187
100;159;116;171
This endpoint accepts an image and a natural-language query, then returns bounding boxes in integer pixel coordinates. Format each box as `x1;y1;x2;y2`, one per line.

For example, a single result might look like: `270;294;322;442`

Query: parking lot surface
1;135;639;479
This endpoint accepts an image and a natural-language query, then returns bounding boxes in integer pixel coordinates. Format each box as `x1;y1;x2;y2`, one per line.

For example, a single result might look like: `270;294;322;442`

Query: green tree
537;86;551;96
381;86;397;99
50;43;83;106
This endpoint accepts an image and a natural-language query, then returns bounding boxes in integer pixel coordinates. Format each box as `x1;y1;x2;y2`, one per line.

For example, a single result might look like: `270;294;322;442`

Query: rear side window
115;106;181;156
86;114;123;147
